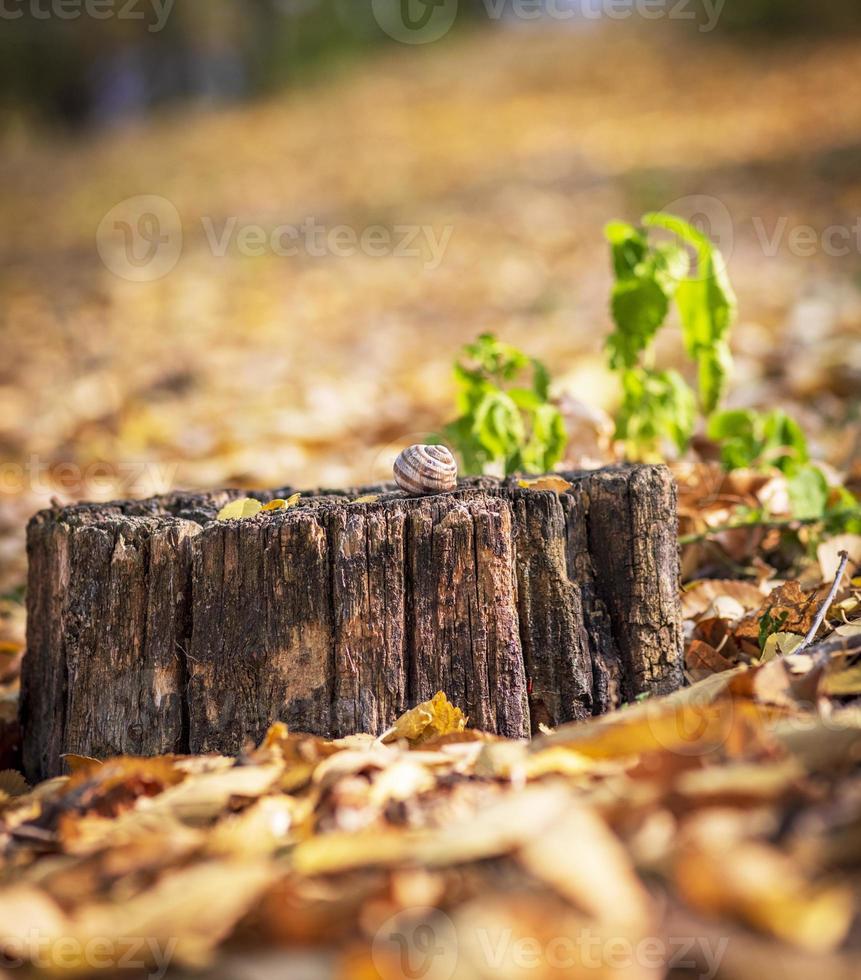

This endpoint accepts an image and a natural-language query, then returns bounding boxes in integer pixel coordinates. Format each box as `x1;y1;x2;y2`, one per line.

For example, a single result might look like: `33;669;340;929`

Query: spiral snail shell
393;444;458;496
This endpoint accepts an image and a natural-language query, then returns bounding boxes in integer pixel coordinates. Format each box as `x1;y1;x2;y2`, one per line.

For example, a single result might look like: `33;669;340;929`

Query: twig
793;550;850;656
678;509;860;546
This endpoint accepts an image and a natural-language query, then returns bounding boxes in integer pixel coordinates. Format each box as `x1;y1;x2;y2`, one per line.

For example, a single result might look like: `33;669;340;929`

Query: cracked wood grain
21;466;682;780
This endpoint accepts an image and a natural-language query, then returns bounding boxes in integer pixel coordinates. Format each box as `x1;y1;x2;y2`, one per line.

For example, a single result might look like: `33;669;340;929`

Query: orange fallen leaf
735;580;823;645
517;476;572;493
381;692;467;746
685;639;735;679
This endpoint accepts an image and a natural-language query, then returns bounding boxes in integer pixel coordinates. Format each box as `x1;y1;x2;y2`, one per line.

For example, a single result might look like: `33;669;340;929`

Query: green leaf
787;465;829;521
605;221;648;279
531;359;551;400
527;403;567;472
652;241;691;295
472;391;520;460
616;367;696;459
760;409;809;472
824;489;861;535
443;334;567;477
608;275;671;369
707;408;809;473
758;609;790;651
645;212;737;414
707;409;760;470
673;265;735;413
508;387;543;411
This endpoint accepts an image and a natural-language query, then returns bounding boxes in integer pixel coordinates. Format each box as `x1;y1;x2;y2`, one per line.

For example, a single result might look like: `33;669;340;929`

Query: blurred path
2;23;861;592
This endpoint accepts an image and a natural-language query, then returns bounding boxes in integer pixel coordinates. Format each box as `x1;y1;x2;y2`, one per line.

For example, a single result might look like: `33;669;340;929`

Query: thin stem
679;510;860;546
794;550;850;656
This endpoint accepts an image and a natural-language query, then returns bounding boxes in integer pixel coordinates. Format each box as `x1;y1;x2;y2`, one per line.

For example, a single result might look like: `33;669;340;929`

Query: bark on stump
21;466;683;781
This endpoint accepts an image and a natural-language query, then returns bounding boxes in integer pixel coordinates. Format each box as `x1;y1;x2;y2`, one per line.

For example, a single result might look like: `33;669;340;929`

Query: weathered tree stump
21;466;683;781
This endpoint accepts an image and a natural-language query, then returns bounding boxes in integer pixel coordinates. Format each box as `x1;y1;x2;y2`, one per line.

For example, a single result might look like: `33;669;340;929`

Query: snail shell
393;444;458;495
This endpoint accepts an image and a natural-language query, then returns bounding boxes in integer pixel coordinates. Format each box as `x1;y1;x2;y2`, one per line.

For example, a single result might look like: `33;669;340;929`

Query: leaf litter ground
1;22;861;979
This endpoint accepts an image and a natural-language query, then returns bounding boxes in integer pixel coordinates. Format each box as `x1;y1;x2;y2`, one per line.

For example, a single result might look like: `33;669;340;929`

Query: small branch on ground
793;550;850;660
678;510;859;546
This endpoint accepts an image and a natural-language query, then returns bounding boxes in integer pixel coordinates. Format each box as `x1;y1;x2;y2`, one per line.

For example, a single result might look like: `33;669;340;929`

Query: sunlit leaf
517;476;572;493
216;497;263;521
381;692;467;746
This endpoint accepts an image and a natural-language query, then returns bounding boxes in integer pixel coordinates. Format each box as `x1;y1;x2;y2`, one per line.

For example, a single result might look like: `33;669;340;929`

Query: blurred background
2;0;861;605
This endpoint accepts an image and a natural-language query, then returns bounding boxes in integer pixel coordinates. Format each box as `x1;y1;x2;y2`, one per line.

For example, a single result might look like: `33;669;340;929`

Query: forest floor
1;21;861;979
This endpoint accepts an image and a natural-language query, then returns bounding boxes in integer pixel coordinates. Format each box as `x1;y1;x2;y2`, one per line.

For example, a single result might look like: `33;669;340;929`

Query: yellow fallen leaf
760;631;805;662
216;497;262;521
144;764;283;823
834;619;861;637
823;663;861;697
772;708;861;771
534;688;758;760
674;758;805;804
381;692;467;746
61;753;103;776
675;840;853;953
261;494;300;511
80;859;278;969
293;784;573;875
293;828;429;876
817;533;861;582
524;746;613;780
352;494;380;504
368;760;437;806
207;797;297;857
474;740;529;780
260;721;290;748
519;804;652;929
517;476;572;493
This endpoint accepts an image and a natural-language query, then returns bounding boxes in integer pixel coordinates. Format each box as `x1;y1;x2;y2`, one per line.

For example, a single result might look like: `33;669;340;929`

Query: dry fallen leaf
818;534;861;581
517;476;573;493
0;770;29;797
682;579;767;620
822;663;861;697
518;803;652;929
833;619;861;637
216;497;263;521
141;763;283;823
760;631;806;662
61;753;103;776
735;580;823;646
380;691;467;746
685;638;736;679
3;27;861;977
674;839;853;953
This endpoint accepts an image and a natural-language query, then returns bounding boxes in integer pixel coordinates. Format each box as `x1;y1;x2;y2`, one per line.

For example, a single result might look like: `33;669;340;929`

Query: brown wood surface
21;466;683;780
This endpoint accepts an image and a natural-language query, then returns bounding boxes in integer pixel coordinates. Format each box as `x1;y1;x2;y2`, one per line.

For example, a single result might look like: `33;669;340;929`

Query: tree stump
21;466;683;781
